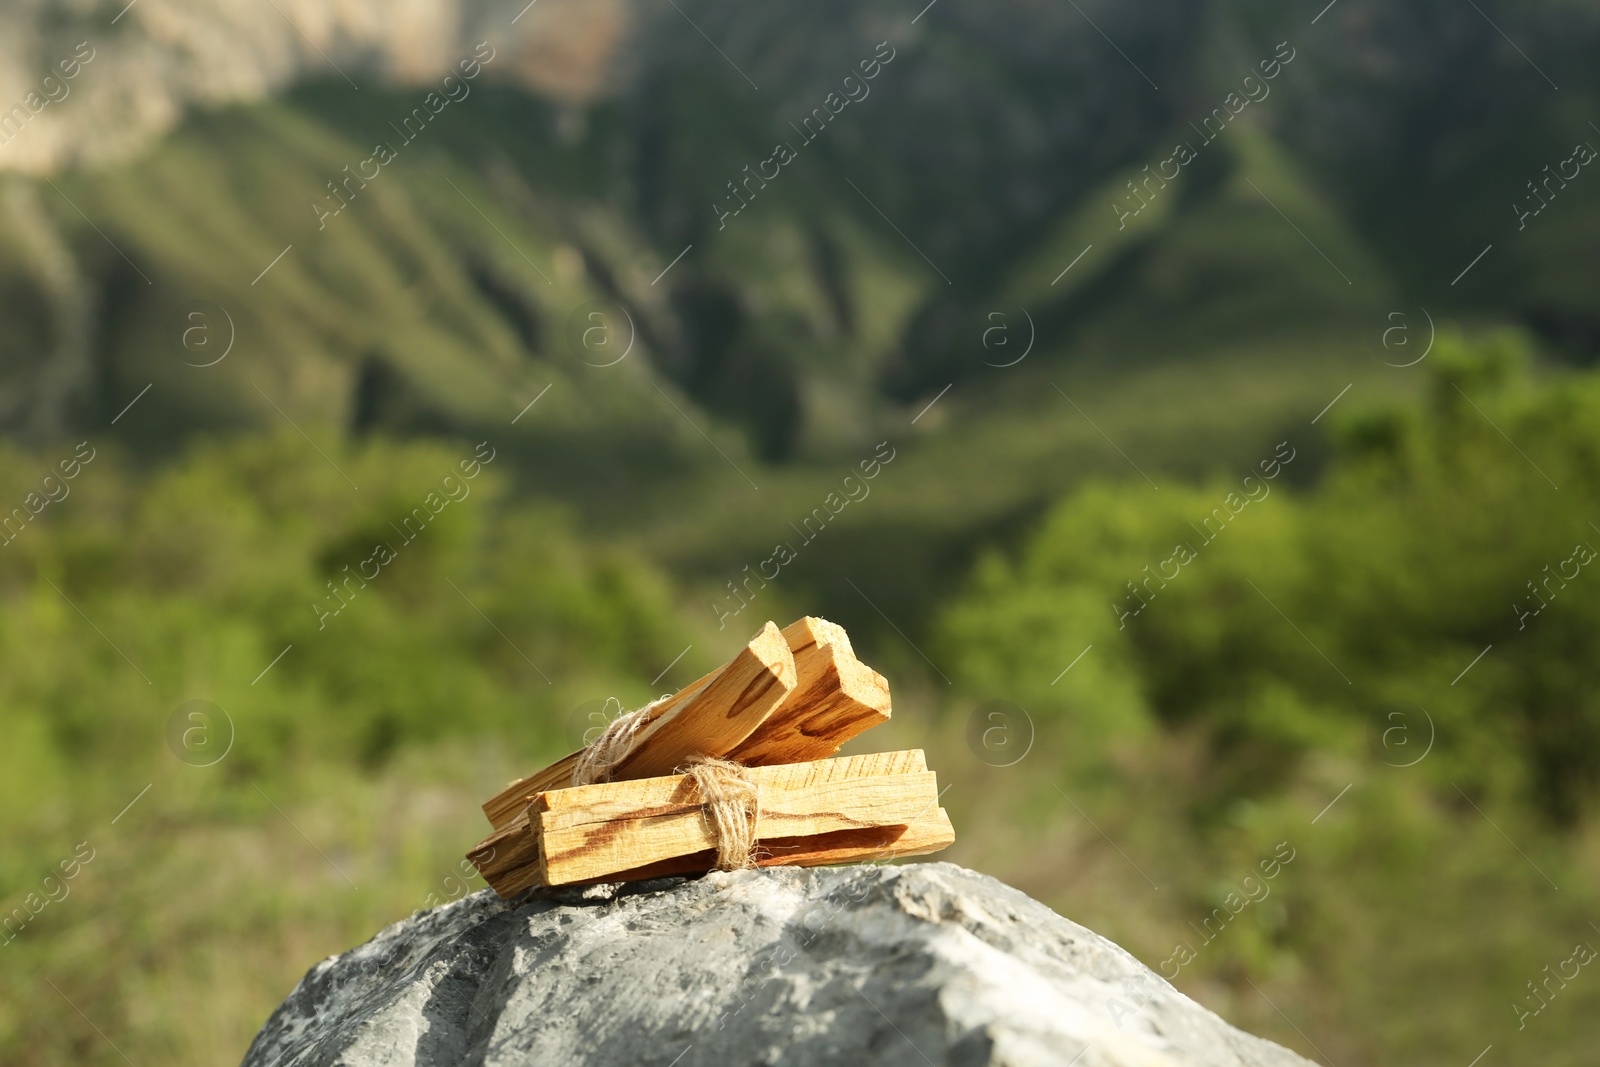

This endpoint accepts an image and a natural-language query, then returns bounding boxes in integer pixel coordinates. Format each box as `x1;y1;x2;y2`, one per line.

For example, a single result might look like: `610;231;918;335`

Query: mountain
2;0;1599;624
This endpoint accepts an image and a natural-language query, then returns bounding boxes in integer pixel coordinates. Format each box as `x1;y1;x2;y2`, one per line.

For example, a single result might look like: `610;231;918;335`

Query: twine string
682;755;761;871
571;697;666;787
571;699;761;870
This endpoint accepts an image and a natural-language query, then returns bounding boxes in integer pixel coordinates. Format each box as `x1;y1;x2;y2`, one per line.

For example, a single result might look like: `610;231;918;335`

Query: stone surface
241;862;1315;1067
0;0;627;175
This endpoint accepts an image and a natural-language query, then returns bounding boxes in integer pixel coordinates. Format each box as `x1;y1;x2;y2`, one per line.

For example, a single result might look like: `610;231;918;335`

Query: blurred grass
2;743;529;1064
923;330;1600;1064
0;433;735;1065
5;332;1600;1065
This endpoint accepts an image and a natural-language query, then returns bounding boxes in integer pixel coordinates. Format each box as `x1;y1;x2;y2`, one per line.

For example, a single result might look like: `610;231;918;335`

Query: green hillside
7;1;1600;1063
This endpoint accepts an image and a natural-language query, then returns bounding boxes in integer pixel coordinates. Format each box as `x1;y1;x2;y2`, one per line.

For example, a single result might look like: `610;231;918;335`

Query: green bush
934;330;1600;1064
0;432;703;1065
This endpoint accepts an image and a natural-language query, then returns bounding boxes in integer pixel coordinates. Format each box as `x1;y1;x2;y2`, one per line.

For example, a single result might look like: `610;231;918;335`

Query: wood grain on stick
567;809;956;887
470;805;954;898
466;751;948;896
725;616;892;766
539;765;938;885
537;749;926;825
472;751;925;878
466;821;541;896
482;621;796;829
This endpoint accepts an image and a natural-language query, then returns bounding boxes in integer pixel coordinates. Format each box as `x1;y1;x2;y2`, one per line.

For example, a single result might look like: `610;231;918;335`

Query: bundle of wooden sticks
467;617;954;895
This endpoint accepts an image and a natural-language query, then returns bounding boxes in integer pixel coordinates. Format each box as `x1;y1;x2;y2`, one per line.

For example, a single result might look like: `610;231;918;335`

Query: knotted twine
680;756;762;871
572;700;762;871
570;696;662;788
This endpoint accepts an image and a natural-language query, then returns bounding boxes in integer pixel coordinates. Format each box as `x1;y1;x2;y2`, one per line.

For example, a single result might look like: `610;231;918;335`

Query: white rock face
240;863;1315;1067
0;0;629;174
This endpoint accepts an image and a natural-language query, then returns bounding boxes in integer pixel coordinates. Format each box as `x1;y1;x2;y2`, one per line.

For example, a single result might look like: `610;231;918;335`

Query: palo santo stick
605;622;796;777
568;808;956;886
540;772;939;885
482;621;797;829
472;751;926;878
467;751;937;896
537;749;927;826
469;806;955;898
725;616;892;766
466;821;539;895
480;666;719;830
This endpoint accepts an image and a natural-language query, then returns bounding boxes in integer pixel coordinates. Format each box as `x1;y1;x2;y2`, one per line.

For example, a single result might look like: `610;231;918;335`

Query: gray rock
241;862;1314;1067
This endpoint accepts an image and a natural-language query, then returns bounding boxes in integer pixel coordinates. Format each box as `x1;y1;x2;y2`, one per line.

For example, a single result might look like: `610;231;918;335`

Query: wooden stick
540;772;939;885
576;808;956;886
471;751;926;879
467;751;946;896
537;749;926;825
481;621;796;829
725;616;892;766
479;671;714;830
466;821;539;894
472;808;955;897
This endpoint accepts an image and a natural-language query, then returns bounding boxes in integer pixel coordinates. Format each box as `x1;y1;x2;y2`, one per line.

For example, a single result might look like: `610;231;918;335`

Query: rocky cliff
0;0;628;174
241;862;1314;1067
